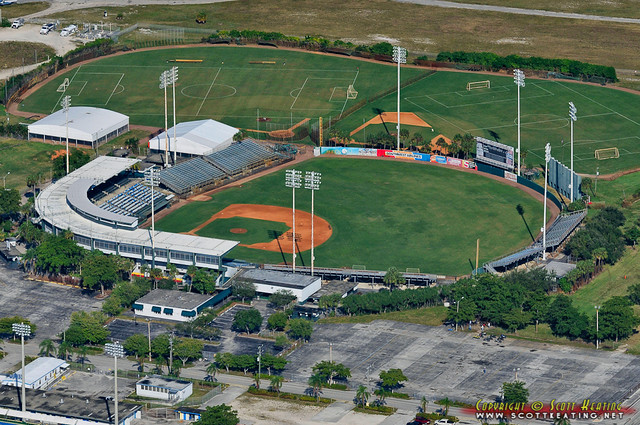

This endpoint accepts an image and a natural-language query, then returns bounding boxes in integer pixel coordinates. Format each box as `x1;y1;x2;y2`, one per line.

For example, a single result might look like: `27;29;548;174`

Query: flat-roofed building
136;376;193;403
234;268;321;302
132;289;216;322
1;357;68;390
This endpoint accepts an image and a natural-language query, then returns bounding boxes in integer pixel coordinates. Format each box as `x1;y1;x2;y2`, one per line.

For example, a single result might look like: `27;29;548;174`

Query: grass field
0;138;58;190
156;157;545;275
0;42;55;71
0;1;49;19
20;47;640;174
319;305;448;327
197;217;289;245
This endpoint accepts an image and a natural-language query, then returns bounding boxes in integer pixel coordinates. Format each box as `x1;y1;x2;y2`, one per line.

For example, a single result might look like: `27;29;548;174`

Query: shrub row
247;386;332;404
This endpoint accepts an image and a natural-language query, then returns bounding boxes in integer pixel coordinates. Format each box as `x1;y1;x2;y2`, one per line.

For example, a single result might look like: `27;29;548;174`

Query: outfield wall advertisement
317;147;475;170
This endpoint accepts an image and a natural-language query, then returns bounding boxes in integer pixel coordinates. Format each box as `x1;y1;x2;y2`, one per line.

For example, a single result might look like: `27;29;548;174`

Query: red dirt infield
230;228;248;234
186;203;332;253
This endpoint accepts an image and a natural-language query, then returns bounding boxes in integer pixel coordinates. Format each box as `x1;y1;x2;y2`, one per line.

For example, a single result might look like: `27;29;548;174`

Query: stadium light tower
144;166;159;269
12;322;30;412
104;342;124;425
285;169;302;273
392;46;407;151
595;305;601;349
61;95;71;175
170;66;179;164
542;143;551;261
514;69;525;176
568;102;577;202
305;171;322;276
159;71;170;167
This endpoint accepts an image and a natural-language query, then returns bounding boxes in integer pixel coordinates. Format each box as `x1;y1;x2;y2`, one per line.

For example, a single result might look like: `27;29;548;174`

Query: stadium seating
205;139;280;175
159;157;226;195
99;182;167;218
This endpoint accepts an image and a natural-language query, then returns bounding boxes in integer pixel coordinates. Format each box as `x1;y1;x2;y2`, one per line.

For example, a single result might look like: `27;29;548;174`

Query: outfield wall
315;147;476;169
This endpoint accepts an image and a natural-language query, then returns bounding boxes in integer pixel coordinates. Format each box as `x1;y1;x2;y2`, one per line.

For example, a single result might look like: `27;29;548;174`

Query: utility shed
234;268;321;302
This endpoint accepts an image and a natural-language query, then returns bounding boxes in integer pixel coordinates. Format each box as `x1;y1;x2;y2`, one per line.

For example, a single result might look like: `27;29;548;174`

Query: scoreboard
475;136;514;171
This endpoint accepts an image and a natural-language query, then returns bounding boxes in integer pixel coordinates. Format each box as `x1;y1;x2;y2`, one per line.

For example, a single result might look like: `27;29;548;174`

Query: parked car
434;420;454;425
40;23;55;34
11;18;24;29
60;24;77;37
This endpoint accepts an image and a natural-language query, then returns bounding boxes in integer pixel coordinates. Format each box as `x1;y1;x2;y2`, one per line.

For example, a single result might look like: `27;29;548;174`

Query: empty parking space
106;318;171;342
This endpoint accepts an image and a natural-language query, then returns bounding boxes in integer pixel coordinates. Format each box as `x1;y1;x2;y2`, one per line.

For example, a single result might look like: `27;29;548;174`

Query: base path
186;203;332;253
350;112;431;136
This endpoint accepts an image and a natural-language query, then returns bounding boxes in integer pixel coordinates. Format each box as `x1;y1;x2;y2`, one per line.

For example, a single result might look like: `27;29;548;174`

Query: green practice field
156;157;546;275
20;46;640;174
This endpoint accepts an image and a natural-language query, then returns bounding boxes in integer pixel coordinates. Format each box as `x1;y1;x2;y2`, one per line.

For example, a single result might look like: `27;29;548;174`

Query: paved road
393;0;640;24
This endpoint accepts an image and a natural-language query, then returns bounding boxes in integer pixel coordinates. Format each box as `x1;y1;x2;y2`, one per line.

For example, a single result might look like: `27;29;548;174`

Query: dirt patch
230;228;248;234
350;112;431;136
269;129;295;138
186;203;332;253
190;194;212;201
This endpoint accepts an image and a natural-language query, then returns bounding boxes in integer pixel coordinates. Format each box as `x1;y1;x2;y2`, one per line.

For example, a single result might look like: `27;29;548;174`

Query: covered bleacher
158;139;291;196
484;209;587;273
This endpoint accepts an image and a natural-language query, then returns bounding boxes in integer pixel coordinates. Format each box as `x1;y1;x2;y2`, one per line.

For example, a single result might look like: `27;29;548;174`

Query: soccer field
155;157;546;275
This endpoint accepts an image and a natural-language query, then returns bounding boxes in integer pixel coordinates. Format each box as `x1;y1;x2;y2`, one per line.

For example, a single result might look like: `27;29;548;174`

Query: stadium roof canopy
27;107;129;146
149;119;238;156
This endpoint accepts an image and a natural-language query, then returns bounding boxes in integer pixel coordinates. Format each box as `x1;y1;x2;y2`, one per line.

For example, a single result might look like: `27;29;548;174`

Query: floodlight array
144;166;159;187
514;69;525;87
60;95;71;111
569;102;577;122
545;143;551;163
285;169;302;188
304;171;321;191
392;46;407;64
12;323;30;337
105;342;124;358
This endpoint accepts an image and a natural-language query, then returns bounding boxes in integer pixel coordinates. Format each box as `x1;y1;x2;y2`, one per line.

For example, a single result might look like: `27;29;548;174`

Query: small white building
27;107;129;148
149;119;238;157
132;289;216;322
136;376;193;403
234;269;321;302
1;357;68;390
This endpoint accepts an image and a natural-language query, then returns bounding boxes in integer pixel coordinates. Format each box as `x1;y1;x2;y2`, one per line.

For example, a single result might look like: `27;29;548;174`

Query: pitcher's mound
230;228;248;234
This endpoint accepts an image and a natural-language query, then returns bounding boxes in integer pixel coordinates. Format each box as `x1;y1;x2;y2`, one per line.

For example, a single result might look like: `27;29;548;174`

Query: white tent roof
149;119;237;156
28;107;129;143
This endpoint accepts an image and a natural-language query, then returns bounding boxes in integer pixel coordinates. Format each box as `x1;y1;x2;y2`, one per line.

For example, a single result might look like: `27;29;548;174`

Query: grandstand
484;209;587;272
99;182;169;220
159;139;292;196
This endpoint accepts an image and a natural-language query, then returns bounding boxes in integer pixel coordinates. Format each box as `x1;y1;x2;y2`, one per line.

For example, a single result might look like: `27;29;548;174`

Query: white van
60;25;77;37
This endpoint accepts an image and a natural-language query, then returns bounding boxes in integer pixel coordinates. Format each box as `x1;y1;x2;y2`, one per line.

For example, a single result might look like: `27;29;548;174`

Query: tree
355;385;370;407
308;374;324;401
274;335;290;350
29;235;85;275
379;368;407;392
546;295;588;339
318;293;341;315
232;279;257;303
383;267;405;291
287;318;313;341
233;354;256;375
39;339;55;357
460;133;475;159
270;375;284;396
81;251;120;295
269;290;296;309
174;338;204;366
76;345;89;366
57;342;72;361
151;334;170;360
195;405;239;425
192;269;216;294
580;177;593;196
65;311;109;346
206;362;218;381
124;137;140;155
186;265;198;292
267;312;288;331
411;132;424;150
435;137;449;155
232;308;263;334
625;226;640;247
439;396;452;416
373;388;390;405
52;149;90;179
124;333;150;359
233;131;245;142
165;262;178;287
312;360;351;385
261;353;288;375
502;381;529;403
26;173;41;199
0;189;20;217
598;296;640;342
215;352;234;373
628;283;640;305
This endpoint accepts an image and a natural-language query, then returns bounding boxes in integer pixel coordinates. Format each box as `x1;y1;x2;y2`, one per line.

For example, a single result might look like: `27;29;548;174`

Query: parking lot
106;318;170;343
287;320;640;405
0;264;103;340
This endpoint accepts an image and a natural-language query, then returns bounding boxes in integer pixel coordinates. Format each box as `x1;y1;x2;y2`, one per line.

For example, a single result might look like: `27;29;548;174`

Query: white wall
136;383;192;402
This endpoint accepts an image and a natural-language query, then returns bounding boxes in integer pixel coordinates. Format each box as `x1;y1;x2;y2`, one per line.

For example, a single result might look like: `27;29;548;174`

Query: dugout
27;107;129;148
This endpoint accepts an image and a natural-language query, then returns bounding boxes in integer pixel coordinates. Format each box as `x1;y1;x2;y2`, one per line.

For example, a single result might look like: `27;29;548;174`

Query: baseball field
155;157;546;275
19;46;640;174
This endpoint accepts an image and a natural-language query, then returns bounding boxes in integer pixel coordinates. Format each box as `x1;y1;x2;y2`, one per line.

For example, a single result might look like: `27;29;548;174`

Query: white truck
11;18;24;29
40;22;56;35
60;25;77;37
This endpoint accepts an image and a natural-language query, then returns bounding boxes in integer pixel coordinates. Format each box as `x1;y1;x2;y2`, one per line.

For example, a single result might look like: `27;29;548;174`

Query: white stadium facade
27;106;129;148
149;119;238;158
35;156;238;271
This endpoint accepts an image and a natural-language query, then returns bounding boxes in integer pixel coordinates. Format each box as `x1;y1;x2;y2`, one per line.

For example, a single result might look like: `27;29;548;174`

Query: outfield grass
319;305;448;327
0;138;58;190
156;157;545;275
197;217;289;245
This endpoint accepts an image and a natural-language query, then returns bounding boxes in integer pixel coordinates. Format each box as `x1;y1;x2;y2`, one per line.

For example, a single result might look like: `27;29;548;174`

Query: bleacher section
159;139;291;196
100;182;169;219
484;209;587;272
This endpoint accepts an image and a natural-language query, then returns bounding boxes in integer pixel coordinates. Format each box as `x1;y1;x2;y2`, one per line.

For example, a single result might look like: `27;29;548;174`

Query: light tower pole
104;342;124;425
159;71;170;167
542;143;551;260
392;46;407;151
455;296;464;331
12;323;30;413
595;305;600;349
257;344;263;389
144;166;159;268
304;171;322;276
285;169;302;272
61;95;71;175
170;66;179;164
514;69;525;176
3;171;10;189
569;102;577;202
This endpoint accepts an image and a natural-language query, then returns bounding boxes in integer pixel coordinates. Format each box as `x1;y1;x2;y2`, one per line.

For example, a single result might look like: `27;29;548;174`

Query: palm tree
436;137;449;155
206;362;218;381
421;396;428;413
355;385;369;408
440;397;452;416
593;248;608;273
76;345;89;366
308;374;324;402
57;342;71;361
39;339;55;357
373;388;390;405
553;417;571;425
270;375;284;396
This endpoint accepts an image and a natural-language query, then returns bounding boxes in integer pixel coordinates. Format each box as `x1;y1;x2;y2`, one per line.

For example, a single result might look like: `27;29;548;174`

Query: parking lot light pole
3;171;10;189
569;102;577;202
12;323;30;412
257;344;263;389
304;171;322;276
514;367;521;381
455;297;464;331
514;69;525;176
392;46;407;151
285;169;302;272
595;305;600;349
542;143;551;261
105;342;124;425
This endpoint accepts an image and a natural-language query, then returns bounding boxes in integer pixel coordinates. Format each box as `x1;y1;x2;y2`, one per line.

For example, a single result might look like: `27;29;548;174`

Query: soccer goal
595;147;619;160
347;84;358;99
467;80;490;91
57;78;70;93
